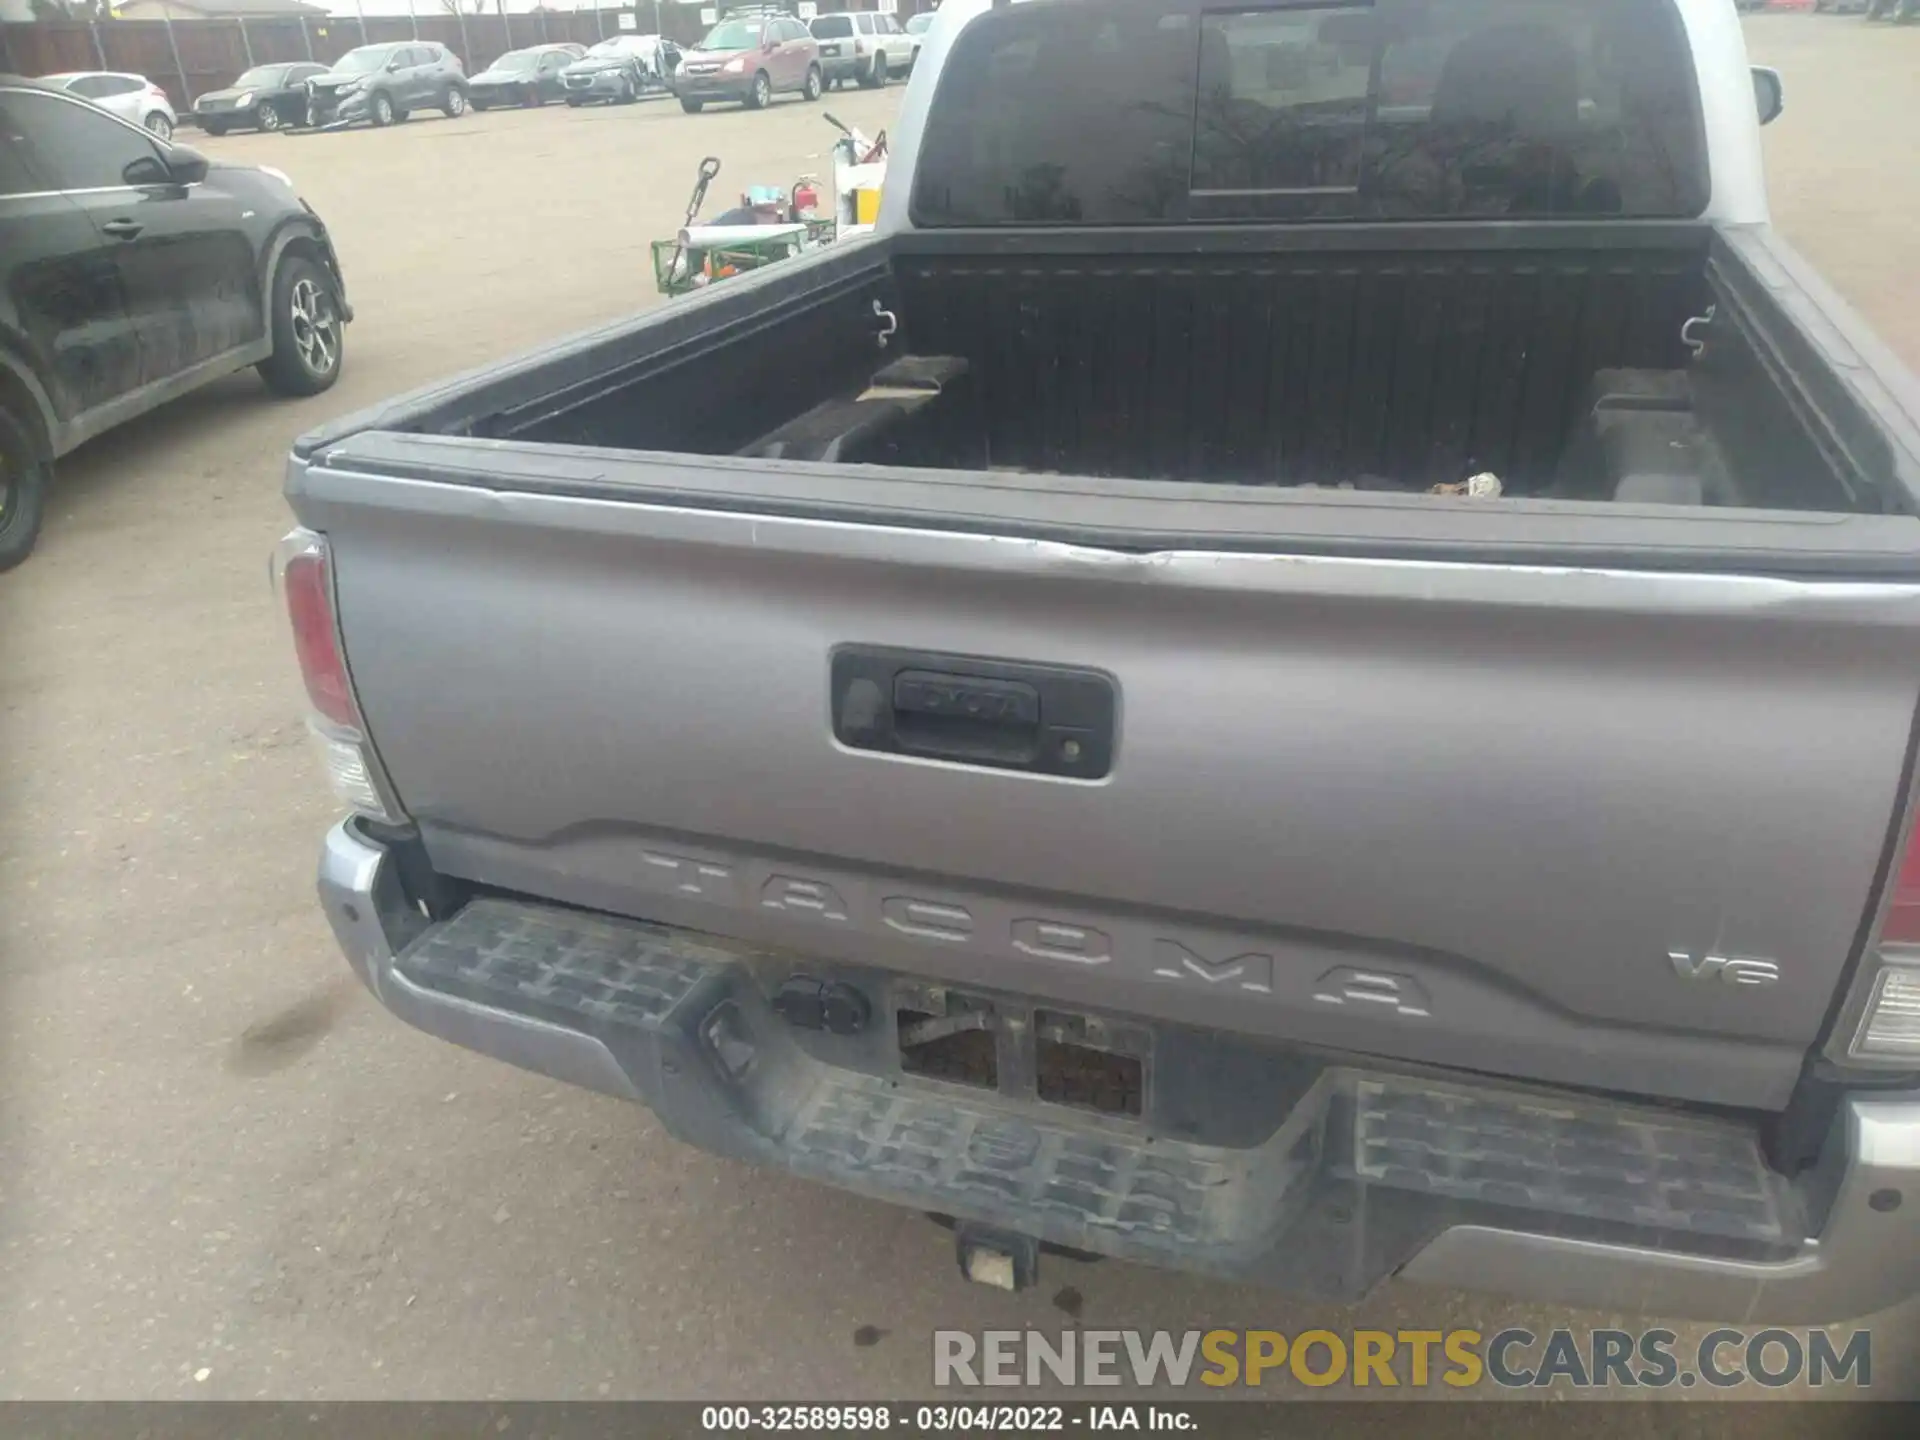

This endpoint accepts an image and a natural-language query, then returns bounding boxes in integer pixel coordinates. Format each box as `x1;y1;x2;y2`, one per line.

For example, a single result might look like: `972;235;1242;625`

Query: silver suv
809;10;916;89
306;41;468;129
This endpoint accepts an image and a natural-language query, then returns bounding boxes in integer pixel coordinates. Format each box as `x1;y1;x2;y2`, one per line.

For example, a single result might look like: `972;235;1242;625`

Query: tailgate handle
891;671;1041;765
832;647;1115;779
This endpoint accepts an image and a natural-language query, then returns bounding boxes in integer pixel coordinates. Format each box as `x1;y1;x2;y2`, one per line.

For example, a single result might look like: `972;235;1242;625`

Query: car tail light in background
275;528;406;824
148;83;169;101
1841;806;1920;1065
855;40;867;54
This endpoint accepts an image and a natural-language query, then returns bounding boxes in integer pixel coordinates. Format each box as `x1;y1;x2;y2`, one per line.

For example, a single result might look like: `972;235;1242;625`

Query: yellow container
854;187;882;226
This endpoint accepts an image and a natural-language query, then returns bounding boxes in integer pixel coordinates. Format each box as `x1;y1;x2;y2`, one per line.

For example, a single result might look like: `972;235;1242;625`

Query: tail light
1840;802;1920;1065
855;40;867;54
275;528;406;824
148;83;169;100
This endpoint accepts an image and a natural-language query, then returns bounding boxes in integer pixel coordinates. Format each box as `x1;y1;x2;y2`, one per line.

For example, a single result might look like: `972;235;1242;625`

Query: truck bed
417;224;1903;516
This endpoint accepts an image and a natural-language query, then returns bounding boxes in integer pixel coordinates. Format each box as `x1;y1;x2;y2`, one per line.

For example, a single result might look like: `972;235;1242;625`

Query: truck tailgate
292;444;1920;1109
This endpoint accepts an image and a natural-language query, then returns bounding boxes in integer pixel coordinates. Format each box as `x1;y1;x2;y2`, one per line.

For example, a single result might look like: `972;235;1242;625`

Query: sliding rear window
910;0;1709;225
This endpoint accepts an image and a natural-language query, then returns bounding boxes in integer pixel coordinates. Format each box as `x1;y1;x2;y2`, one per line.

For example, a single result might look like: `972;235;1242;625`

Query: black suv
0;78;351;570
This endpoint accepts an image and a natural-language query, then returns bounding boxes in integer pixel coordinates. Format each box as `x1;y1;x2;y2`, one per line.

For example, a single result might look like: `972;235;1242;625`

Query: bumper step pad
1348;1076;1788;1244
398;898;727;1034
390;898;1803;1292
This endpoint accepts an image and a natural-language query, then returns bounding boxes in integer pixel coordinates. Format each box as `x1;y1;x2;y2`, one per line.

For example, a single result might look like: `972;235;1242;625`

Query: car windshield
699;21;761;50
234;66;287;88
331;47;396;75
811;17;853;37
489;50;542;75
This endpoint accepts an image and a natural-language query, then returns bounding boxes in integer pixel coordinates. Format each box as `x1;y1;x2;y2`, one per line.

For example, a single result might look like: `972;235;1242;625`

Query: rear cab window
911;0;1709;226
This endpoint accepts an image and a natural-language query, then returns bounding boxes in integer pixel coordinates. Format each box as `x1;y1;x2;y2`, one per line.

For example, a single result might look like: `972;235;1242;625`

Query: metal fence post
160;10;193;106
500;0;513;53
298;15;316;61
455;8;471;68
238;17;256;68
88;19;108;70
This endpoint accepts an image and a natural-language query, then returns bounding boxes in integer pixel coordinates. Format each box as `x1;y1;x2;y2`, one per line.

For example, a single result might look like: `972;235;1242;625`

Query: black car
467;45;586;110
0;77;351;570
192;62;326;134
560;35;680;106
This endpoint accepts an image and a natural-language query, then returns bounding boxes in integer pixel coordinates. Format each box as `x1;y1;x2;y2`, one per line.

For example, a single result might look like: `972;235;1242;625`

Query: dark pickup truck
280;0;1920;1319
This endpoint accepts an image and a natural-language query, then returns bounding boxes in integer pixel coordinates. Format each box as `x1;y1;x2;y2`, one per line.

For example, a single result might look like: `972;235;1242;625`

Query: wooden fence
0;3;933;110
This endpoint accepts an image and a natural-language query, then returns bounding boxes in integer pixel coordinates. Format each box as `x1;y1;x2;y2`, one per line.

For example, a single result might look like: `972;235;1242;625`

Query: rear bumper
321;818;1920;1320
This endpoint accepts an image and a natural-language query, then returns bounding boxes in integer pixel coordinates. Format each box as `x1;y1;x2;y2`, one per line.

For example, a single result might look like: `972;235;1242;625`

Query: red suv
674;12;822;112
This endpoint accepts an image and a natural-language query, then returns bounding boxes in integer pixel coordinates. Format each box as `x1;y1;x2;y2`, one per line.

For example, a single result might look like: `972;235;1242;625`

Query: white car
37;71;178;141
809;10;917;89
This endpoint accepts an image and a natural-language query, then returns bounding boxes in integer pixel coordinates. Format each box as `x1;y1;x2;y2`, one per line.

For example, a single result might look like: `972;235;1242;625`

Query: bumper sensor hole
1035;1009;1142;1118
897;1001;998;1089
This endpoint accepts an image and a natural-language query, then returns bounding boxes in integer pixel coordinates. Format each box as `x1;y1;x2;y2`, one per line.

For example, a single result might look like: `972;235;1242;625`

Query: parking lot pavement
1;20;1917;1410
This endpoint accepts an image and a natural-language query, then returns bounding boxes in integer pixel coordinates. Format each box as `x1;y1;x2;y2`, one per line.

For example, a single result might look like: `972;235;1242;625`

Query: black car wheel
747;71;771;109
803;65;822;102
680;97;704;113
257;105;282;132
865;54;887;88
472;97;491;112
0;402;50;573
203;118;230;137
371;92;395;126
442;85;467;118
258;256;344;398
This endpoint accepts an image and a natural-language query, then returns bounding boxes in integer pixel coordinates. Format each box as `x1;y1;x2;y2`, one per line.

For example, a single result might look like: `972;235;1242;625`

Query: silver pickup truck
281;0;1920;1319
